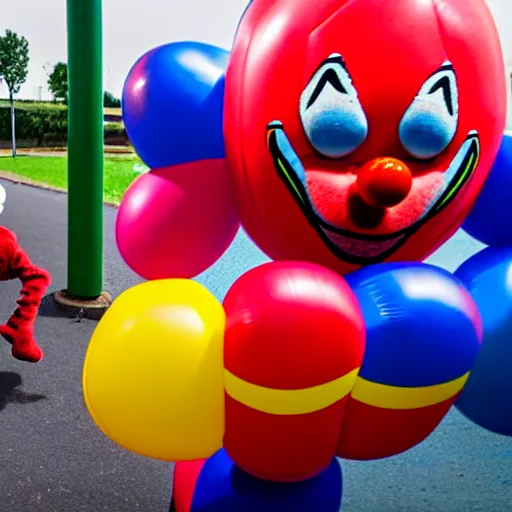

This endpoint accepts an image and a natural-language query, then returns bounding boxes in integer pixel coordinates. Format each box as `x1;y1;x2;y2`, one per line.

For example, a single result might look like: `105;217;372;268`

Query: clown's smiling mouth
267;122;480;264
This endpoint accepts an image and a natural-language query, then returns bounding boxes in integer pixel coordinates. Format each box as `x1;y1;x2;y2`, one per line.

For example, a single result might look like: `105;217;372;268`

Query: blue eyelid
300;55;368;159
399;64;458;160
399;108;455;159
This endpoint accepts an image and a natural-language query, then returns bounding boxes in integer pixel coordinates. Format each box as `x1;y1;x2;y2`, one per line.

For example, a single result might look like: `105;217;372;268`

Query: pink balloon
116;158;240;279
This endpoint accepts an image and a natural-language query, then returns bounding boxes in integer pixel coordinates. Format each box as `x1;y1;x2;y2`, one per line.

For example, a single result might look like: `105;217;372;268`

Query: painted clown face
224;0;506;274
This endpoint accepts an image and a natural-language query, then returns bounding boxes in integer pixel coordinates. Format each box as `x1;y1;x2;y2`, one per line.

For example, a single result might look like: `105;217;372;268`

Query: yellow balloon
83;279;225;461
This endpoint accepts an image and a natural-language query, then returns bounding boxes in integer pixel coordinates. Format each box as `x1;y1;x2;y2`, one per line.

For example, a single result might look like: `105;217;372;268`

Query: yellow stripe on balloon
224;368;360;415
350;372;470;410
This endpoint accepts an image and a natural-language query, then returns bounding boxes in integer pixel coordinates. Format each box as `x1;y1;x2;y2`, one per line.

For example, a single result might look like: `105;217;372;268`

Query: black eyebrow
307;68;348;108
428;75;454;116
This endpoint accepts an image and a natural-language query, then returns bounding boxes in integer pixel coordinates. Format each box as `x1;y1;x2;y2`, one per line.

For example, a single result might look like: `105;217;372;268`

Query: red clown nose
356;157;413;208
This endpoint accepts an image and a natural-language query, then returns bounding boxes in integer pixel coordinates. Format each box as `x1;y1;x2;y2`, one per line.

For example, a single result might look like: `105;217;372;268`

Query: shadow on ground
38;293;86;320
0;371;47;410
38;293;66;319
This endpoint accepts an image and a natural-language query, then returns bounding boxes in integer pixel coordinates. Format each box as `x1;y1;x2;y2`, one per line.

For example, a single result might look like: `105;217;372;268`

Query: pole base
53;289;113;320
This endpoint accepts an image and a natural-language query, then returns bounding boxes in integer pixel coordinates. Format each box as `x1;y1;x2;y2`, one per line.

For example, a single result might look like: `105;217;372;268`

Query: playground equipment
55;0;111;314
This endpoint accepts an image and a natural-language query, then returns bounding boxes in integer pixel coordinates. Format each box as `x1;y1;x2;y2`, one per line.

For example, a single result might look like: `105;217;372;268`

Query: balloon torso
224;0;506;274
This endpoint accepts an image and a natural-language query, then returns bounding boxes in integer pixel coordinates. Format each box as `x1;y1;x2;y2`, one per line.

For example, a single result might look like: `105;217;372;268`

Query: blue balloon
462;133;512;246
454;247;512;436
189;449;343;512
122;42;229;169
345;262;481;389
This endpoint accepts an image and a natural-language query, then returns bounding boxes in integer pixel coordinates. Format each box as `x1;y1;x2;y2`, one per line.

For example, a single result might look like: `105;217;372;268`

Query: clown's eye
300;54;368;159
399;62;459;160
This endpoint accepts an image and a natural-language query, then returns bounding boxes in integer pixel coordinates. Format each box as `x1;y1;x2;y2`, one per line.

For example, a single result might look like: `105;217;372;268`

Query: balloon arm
472;130;512;213
116;159;239;280
123;42;230;169
487;130;512;171
461;131;512;246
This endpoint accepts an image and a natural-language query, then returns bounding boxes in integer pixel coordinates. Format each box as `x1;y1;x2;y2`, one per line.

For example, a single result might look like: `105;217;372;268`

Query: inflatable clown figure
82;0;512;510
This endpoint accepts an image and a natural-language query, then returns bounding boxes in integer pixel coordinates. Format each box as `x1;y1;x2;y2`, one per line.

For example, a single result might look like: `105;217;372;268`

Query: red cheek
305;166;447;235
306;170;355;226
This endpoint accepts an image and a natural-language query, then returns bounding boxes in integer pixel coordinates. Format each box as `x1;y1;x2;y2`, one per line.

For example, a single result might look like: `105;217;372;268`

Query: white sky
0;0;248;100
0;0;510;107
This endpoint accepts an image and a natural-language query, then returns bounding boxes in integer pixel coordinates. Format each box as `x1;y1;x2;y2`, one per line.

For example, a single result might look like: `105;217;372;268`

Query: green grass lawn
0;155;145;205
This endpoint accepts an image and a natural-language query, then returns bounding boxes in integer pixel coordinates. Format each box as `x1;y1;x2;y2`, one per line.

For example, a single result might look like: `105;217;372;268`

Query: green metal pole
66;0;103;298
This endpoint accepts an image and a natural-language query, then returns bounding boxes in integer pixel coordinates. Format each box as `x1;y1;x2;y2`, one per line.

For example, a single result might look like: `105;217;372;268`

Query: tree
47;62;120;109
0;30;29;158
104;90;121;108
47;62;68;103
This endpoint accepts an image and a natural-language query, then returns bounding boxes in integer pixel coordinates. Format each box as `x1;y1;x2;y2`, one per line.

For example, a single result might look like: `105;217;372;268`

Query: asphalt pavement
0;179;510;512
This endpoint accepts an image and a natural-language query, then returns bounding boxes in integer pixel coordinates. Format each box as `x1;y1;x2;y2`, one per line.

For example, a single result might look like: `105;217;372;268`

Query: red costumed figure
0;186;50;363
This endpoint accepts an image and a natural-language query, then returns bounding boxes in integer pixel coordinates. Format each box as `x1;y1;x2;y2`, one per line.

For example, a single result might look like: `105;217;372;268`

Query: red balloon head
224;0;506;274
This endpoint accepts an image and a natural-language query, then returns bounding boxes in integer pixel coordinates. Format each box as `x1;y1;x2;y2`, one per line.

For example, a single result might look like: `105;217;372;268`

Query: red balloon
336;399;457;461
222;261;365;482
224;0;505;274
116;159;239;280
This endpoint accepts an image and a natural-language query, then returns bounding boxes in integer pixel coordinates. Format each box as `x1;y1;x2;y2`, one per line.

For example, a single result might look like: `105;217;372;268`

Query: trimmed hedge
0;105;127;145
0;100;67;111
